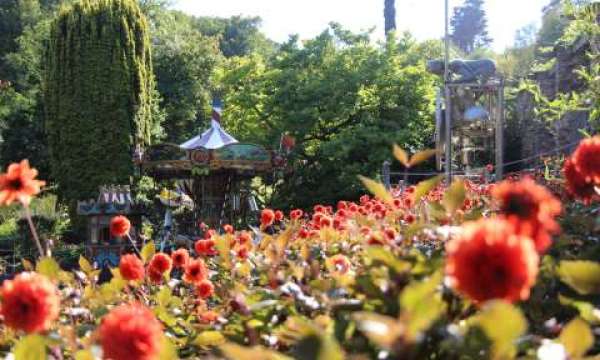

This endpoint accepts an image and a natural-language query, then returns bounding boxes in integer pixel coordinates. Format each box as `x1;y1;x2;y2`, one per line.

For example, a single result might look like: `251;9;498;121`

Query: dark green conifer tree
44;0;155;208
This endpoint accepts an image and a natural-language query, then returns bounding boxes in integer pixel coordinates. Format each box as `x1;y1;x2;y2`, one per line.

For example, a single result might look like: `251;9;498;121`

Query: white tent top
179;119;238;150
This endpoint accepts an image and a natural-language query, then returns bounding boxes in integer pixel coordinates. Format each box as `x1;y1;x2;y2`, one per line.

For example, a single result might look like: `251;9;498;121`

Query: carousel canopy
180;120;238;150
180;101;238;150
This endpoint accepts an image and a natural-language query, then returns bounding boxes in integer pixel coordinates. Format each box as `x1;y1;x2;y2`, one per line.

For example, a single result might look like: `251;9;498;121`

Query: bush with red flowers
2;137;600;359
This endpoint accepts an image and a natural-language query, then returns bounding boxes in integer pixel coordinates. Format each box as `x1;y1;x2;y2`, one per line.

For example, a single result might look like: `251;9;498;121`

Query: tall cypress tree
44;0;155;209
450;0;492;54
384;0;396;34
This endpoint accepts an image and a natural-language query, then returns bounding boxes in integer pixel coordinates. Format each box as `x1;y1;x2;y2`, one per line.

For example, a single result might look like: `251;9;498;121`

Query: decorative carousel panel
141;144;193;178
211;143;273;171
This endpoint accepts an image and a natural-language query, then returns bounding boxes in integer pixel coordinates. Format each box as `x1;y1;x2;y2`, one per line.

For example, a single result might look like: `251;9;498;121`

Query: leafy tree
0;1;62;174
151;9;222;143
450;0;492;54
384;0;396;34
193;15;274;57
44;0;157;210
218;27;436;208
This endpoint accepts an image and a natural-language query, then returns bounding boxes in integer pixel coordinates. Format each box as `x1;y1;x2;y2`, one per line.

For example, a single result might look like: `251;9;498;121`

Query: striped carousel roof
179;100;238;150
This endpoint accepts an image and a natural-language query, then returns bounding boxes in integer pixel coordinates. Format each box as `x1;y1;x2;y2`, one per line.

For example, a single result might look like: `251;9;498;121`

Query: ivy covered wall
44;0;155;208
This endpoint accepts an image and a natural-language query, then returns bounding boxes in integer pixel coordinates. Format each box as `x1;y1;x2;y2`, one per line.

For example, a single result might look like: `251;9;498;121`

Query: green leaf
358;175;393;204
558;294;600;324
194;331;226;347
13;335;47;360
156;286;173;308
215;235;231;268
35;257;60;280
365;247;411;273
399;271;445;340
557;260;600;295
393;144;409;167
409;149;437;167
74;350;94;360
140;242;155;264
475;301;527;360
559;318;593;358
412;175;443;203
78;255;93;274
442;179;466;214
158;337;179;360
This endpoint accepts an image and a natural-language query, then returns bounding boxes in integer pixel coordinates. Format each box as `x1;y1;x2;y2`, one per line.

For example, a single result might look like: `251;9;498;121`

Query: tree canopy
218;28;437;208
450;0;493;54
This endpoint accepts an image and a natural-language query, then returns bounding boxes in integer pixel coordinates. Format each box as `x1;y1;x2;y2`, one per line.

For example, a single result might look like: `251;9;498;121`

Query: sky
174;0;550;52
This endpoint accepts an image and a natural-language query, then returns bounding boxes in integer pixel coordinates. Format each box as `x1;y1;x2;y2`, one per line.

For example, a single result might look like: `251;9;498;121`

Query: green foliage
44;0;157;211
218;28;436;208
151;10;222;143
193;15;274;57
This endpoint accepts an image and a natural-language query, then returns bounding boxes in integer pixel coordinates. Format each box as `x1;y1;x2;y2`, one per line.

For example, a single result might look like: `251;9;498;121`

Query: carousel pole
444;0;452;183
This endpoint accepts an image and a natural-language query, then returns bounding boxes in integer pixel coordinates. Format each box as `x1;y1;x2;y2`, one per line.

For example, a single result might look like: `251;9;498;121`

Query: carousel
135;100;288;246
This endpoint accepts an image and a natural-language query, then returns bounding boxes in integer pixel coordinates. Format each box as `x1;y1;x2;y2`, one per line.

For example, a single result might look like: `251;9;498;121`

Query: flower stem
126;233;141;257
23;204;46;258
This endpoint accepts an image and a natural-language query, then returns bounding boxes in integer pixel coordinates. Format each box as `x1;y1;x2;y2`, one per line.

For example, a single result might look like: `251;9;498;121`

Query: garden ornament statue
426;59;497;83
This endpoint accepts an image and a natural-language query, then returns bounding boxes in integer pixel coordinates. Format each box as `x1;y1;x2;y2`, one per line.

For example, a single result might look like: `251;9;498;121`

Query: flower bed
0;138;599;359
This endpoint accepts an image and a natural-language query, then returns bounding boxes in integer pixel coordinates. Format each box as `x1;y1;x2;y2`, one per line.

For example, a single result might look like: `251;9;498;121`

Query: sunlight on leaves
409;149;437;167
35;257;60;280
399;271;445;340
140;242;155;264
442;179;466;214
475;301;527;360
78;256;93;274
559;317;593;358
413;175;443;203
358;175;393;204
558;294;600;324
393;144;409;167
194;331;226;347
557;260;600;295
14;334;46;360
366;247;412;274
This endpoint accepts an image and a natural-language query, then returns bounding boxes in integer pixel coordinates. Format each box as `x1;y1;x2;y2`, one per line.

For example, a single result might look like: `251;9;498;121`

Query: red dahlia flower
564;157;598;204
0;160;45;206
290;209;303;220
195;238;217;256
171;248;190;268
261;209;275;227
148;253;172;274
196;279;215;299
119;254;145;281
572;136;600;185
446;218;538;304
222;224;234;234
183;259;208;284
274;210;284;222
98;303;163;360
110;215;131;238
0;272;59;333
492;178;561;253
148;267;163;284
